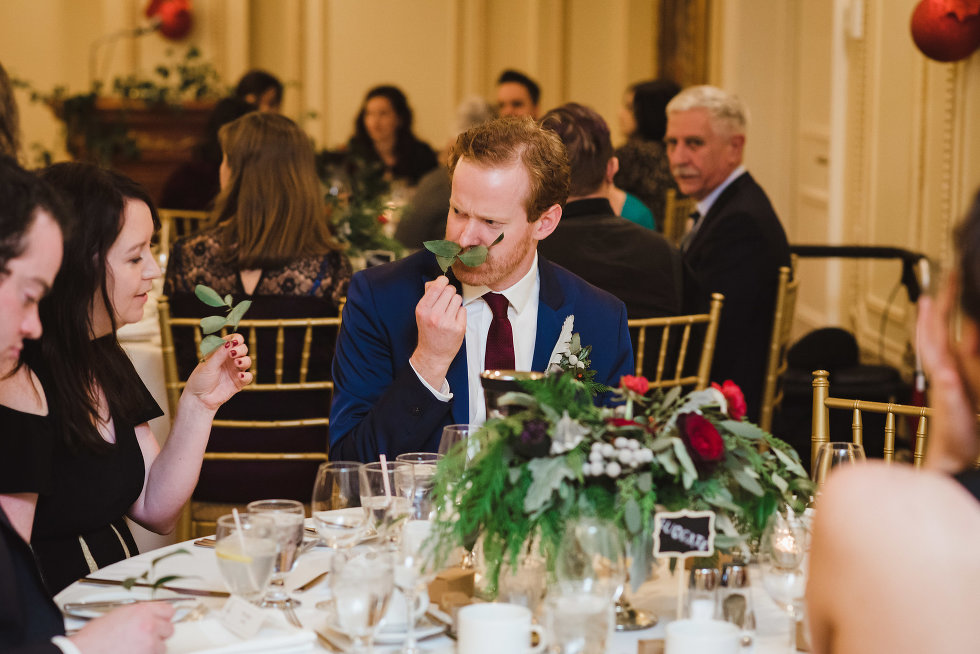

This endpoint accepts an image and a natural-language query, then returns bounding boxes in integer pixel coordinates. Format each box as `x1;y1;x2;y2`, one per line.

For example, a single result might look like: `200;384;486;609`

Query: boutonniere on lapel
193;284;252;357
547;314;608;397
423;234;504;273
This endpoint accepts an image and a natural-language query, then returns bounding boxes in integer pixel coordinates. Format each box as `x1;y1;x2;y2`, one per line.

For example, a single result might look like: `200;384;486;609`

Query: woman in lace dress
165;112;350;306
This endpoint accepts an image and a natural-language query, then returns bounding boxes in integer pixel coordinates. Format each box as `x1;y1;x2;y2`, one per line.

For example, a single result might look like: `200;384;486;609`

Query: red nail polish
224;341;232;348
239;372;246;379
236;358;243;365
230;350;237;357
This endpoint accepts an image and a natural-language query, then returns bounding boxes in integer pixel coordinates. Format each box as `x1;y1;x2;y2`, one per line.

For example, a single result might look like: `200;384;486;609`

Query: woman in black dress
8;163;252;594
346;85;437;186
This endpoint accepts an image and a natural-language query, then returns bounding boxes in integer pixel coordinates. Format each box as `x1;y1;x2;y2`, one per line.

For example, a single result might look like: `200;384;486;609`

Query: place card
652;509;716;620
218;595;266;639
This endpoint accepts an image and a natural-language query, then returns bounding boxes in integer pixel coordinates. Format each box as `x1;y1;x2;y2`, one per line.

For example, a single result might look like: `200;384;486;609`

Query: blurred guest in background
234;69;283;113
395;96;496;249
495;69;540;119
613;79;681;226
807;192;980;654
0;62;21;159
159;98;255;210
346;85;437;187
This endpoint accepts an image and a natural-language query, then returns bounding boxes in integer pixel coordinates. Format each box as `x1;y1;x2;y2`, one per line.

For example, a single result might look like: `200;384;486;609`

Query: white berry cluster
583;437;654;478
565;353;586;369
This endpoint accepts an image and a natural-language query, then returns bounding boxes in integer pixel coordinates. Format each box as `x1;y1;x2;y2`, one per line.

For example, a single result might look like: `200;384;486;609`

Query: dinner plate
373;615;446;644
58;586;198;620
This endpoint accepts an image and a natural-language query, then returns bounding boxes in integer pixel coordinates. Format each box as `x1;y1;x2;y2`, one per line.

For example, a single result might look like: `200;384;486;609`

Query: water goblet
395;453;441;520
360;461;413;544
813;441;866;487
312;461;368;550
331;545;395;653
438;423;478;458
247;499;305;608
759;508;810;653
392;519;436;654
214;513;278;603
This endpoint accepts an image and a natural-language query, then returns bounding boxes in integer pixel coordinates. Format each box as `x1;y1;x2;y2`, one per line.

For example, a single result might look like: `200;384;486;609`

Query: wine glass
311;462;368;550
812;441;866;487
392;519;436;654
331;546;395;653
548;517;623;652
759;508;810;653
359;461;413;544
438;423;476;457
395;452;441;521
247;499;305;608
214;513;278;603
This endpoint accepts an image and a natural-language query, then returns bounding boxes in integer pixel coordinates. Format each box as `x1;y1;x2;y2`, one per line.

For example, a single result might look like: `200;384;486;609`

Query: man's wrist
409;351;450;390
53;635;83;654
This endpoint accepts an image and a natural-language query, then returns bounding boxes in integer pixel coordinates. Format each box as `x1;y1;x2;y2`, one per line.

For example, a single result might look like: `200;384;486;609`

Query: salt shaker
687;567;719;619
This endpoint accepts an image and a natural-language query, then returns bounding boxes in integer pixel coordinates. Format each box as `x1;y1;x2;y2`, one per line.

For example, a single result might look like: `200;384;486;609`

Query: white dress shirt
411;253;540;427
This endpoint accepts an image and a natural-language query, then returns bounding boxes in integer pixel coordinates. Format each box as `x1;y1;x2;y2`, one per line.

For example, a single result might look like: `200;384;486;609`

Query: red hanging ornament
910;0;980;62
145;0;193;41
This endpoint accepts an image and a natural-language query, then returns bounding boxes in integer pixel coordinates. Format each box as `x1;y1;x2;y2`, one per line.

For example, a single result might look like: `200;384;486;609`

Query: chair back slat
851;406;863;447
760;257;800;433
627;293;724;390
883;412;896;463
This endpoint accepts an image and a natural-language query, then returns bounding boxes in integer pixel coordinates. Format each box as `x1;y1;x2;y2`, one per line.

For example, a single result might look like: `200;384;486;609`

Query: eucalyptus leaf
199;334;225;357
435;255;455;273
151;575;183;590
772;446;808;478
194;284;226;307
671;438;699;482
524;457;575;516
224;294;233;306
721;419;768;441
226;300;252;329
199;315;227;334
733;468;765;496
637;471;653;493
423;239;462;258
623;497;642;534
457;245;489;267
772;474;789;493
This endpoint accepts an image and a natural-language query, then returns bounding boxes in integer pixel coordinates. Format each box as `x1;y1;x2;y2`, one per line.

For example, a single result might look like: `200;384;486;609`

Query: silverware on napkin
64;596;199;612
80;576;230;598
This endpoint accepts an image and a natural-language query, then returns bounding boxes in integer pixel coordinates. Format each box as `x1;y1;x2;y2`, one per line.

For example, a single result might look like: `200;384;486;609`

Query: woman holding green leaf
8;162;254;595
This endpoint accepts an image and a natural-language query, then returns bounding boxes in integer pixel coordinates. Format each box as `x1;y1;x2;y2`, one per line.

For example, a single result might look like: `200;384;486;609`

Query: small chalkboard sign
653;509;716;558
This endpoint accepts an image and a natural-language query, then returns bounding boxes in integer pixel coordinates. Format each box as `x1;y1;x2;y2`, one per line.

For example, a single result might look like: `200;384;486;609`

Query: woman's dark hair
0;155;69;274
957;190;980;324
194;98;256;165
32;162;160;452
234;70;283;109
630;79;681;142
351;84;417;162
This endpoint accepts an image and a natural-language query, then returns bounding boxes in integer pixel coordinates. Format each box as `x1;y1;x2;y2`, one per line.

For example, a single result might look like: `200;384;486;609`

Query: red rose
677;413;725;465
621;375;650;395
607;417;640;428
377;214;389;224
712;380;747;421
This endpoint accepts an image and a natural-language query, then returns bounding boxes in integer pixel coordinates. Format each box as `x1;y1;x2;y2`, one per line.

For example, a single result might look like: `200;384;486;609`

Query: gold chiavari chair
627;292;723;390
810;369;929;479
157;209;209;261
159;295;341;540
661;188;695;246
759;257;800;433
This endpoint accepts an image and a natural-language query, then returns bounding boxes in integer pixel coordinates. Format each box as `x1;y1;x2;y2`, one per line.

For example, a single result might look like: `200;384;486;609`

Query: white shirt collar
696;165;746;218
461;252;539;315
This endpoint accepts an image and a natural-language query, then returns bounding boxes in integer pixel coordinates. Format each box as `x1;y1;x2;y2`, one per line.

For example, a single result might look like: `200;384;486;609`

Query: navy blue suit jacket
329;250;634;462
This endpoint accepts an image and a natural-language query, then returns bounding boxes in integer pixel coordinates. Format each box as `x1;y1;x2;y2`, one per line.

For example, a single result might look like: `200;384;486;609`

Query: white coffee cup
379;588;429;632
665;618;740;654
458;603;546;654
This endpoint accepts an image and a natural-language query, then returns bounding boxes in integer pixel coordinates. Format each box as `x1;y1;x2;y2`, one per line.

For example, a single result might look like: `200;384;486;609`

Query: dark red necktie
483;292;515;371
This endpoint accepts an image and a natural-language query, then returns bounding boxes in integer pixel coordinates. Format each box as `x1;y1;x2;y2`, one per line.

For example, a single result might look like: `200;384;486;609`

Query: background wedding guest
233;69;283;113
346;85;437;186
164;111;350;508
0;62;20;159
16;162;252;594
0;155;175;654
613;78;681;225
806;192;980;654
666;85;789;422
495;69;540;119
158;98;255;210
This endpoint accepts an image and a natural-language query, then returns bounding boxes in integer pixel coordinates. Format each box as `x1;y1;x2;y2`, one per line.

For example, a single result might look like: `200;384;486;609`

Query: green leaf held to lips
424;234;504;274
194;284;252;357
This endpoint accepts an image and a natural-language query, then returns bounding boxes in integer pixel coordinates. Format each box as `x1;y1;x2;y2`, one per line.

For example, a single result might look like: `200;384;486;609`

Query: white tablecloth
57;535;800;654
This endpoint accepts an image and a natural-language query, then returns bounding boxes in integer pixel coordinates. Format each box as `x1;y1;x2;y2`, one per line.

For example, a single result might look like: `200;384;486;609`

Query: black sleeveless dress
29;355;162;595
955;468;980;502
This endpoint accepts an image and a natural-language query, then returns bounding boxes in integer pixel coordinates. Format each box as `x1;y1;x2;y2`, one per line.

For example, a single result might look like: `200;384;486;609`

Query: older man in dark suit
665;85;790;422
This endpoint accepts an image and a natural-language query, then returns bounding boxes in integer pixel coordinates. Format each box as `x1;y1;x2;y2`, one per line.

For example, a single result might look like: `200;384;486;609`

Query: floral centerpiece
428;365;813;592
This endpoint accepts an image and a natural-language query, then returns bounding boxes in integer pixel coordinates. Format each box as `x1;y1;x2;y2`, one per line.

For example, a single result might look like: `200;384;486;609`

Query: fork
175;602;210;623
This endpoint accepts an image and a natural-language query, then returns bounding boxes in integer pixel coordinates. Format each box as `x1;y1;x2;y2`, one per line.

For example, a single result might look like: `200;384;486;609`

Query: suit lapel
532;259;572;371
686;172;750;256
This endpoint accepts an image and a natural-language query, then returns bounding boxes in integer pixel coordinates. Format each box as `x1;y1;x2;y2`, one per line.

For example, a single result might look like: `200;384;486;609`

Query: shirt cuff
52;636;83;654
409;360;453;401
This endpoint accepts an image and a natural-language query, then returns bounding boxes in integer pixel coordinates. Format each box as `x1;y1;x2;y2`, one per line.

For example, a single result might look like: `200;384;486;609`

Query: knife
64;596;199;611
80;576;230;598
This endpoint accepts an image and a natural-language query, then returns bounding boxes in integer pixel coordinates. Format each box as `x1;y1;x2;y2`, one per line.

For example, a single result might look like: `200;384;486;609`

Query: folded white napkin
166;615;315;654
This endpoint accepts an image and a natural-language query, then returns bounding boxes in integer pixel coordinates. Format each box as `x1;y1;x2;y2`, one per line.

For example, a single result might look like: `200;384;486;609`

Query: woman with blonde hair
166;111;350;304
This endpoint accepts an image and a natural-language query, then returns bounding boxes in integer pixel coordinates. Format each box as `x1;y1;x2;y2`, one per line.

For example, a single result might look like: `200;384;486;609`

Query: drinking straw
379;454;392;499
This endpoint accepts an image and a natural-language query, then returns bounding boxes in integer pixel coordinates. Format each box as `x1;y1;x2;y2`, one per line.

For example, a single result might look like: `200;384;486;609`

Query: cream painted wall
1;0;658;162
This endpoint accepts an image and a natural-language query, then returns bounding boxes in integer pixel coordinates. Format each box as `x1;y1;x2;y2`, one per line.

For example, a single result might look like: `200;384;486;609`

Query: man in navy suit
665;86;790;422
330;118;634;462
